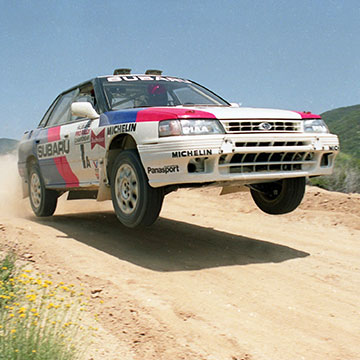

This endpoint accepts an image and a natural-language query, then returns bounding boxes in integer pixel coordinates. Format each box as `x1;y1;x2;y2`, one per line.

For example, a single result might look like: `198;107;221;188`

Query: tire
250;177;306;215
110;150;164;228
28;163;58;217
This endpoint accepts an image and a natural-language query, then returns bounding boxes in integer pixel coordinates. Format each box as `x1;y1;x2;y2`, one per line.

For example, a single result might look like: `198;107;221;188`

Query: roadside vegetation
0;253;95;360
311;104;360;194
310;152;360;194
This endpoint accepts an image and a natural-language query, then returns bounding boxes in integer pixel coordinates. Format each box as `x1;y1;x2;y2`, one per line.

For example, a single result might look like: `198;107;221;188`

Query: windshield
101;76;229;110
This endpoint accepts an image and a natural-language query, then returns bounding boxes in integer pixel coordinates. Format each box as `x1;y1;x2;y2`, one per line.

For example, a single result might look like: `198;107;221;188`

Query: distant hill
321;104;360;159
0;138;19;155
311;105;360;193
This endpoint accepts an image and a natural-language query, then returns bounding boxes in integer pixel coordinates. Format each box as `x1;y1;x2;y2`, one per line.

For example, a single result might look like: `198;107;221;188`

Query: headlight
159;119;224;137
303;119;329;133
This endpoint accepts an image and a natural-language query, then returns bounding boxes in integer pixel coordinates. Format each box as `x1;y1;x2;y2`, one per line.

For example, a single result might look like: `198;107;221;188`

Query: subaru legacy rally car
18;69;339;228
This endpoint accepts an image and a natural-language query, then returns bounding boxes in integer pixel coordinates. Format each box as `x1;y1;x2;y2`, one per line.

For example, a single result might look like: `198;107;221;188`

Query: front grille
221;120;302;133
235;140;307;147
218;151;316;174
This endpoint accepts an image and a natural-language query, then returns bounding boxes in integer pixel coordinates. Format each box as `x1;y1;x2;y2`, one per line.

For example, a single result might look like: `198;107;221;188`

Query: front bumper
137;133;339;188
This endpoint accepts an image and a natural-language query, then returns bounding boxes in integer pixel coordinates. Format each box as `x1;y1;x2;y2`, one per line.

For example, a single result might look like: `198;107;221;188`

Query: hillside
321;104;360;159
0;138;18;155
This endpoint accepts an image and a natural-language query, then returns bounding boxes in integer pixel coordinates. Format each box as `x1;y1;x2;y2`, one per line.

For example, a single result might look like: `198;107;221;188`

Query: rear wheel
110;150;164;228
250;177;306;215
29;163;58;216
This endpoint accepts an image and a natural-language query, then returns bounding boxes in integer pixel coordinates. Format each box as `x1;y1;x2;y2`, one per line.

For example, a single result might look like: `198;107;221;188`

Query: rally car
18;69;339;228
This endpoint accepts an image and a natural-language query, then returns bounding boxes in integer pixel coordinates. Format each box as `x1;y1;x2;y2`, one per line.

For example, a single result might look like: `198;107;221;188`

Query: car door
66;84;104;185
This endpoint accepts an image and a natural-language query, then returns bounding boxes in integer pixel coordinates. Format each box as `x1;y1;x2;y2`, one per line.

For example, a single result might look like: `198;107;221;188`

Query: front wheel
28;163;58;217
110;150;164;228
250;177;306;215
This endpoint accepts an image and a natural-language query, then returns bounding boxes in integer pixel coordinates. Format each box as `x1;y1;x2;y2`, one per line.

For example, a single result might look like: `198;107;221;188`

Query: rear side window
46;89;78;127
38;97;59;128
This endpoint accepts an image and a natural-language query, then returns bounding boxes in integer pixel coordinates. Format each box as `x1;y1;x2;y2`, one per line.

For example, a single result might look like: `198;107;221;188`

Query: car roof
59;74;190;96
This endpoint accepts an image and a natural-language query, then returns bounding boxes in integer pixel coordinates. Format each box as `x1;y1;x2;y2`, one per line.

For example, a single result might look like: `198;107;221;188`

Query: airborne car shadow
35;211;309;272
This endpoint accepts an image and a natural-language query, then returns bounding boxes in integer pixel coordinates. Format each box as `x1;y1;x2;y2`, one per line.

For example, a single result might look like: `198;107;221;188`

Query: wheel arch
106;134;138;184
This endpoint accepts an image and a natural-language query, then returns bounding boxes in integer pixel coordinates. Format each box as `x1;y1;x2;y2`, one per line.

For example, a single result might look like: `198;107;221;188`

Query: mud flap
22;178;29;198
220;185;249;195
96;159;111;201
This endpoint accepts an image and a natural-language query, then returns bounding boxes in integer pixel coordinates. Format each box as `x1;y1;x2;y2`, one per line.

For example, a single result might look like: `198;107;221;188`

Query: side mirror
71;102;99;119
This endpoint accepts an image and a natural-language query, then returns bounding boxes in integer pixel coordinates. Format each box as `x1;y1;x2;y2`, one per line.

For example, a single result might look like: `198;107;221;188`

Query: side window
46;90;77;127
70;83;96;122
38;96;59;128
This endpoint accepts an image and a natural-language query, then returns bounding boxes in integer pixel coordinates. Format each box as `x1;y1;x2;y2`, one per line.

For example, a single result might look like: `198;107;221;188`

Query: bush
0;255;95;360
310;152;360;193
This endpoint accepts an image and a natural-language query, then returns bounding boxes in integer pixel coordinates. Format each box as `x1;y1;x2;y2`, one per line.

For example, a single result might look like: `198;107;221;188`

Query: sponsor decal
92;160;99;179
91;129;105;149
106;123;137;136
147;165;180;175
80;144;91;169
107;75;191;83
329;145;339;151
37;139;70;159
75;121;92;145
74;128;91;145
172;149;212;158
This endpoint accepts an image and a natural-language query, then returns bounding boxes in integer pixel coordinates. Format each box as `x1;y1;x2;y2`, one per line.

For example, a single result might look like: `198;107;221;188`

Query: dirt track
0;154;359;360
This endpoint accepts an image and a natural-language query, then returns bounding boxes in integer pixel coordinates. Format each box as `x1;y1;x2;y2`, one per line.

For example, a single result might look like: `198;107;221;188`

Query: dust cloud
0;154;29;217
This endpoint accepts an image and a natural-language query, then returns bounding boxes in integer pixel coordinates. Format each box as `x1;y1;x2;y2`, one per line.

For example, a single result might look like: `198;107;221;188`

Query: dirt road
0;154;359;360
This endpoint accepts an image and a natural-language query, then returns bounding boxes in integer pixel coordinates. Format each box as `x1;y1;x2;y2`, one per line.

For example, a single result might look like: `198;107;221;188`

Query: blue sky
1;0;359;139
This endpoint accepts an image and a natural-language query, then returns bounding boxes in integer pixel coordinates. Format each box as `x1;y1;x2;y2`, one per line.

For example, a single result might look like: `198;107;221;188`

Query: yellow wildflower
26;294;37;302
11;329;16;334
1;267;7;270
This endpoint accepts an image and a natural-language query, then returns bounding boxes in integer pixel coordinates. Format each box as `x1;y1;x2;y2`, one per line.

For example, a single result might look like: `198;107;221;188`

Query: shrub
0;255;95;360
310;152;360;193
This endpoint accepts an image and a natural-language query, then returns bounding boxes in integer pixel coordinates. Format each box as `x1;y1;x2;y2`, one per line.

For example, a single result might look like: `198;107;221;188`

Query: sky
1;0;359;139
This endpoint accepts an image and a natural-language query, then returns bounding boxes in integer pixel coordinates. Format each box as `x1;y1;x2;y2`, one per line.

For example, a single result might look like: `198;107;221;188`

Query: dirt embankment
0;155;359;360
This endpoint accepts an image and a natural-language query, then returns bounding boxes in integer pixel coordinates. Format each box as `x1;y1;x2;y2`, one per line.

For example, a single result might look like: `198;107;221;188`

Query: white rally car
18;69;339;228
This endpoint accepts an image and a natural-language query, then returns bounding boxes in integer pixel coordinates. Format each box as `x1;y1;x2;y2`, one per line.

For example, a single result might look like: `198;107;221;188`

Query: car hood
99;106;320;126
178;106;321;120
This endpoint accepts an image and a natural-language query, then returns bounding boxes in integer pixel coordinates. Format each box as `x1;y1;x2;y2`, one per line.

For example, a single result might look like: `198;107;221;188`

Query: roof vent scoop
113;68;131;75
145;69;163;75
